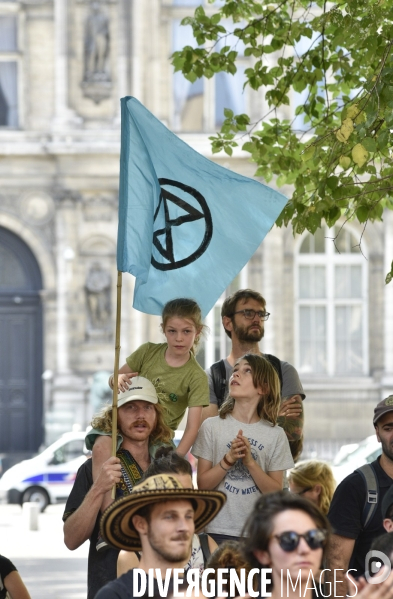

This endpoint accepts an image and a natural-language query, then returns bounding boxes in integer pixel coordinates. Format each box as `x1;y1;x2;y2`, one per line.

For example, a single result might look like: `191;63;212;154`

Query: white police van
0;432;88;512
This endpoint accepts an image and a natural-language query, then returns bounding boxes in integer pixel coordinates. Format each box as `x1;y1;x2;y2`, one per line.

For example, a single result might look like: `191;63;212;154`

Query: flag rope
111;270;122;498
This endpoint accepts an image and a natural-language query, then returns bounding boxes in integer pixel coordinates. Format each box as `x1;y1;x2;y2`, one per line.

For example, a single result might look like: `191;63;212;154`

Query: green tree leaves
173;0;393;282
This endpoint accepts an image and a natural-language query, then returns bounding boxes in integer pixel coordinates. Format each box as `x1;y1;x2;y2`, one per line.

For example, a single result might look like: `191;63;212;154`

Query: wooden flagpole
111;270;123;498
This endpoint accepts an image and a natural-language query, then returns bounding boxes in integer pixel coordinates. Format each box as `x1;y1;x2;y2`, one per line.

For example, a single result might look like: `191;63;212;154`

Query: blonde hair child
87;298;209;516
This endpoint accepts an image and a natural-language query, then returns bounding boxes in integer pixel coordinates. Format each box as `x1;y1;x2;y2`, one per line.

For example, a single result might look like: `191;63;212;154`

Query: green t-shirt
126;342;209;431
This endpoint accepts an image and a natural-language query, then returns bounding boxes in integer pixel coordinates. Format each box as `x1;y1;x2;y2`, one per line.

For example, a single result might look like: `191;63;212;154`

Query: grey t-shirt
192;414;294;537
207;357;305;405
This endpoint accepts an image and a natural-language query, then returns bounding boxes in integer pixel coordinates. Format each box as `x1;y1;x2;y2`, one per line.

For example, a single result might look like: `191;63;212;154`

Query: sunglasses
272;529;327;552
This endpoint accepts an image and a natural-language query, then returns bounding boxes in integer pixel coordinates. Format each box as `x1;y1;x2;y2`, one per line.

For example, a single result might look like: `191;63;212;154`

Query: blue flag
118;97;287;317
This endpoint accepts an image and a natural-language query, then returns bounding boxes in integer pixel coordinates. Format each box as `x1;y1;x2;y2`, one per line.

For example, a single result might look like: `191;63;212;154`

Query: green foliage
172;0;393;282
387;261;393;284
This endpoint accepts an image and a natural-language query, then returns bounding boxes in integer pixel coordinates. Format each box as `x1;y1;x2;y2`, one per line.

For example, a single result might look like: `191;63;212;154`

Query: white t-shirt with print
192;414;294;537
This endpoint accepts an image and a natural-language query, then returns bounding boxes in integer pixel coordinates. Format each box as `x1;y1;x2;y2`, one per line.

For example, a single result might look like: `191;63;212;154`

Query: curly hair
160;298;208;354
289;460;336;515
219;353;280;425
205;541;255;597
90;402;173;445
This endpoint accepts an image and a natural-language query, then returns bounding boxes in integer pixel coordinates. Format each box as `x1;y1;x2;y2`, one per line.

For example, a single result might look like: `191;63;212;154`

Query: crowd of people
2;288;391;598
54;289;393;598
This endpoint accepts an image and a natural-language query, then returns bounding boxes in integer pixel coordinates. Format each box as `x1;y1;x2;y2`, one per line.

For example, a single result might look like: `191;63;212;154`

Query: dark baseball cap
373;396;393;425
382;485;393;519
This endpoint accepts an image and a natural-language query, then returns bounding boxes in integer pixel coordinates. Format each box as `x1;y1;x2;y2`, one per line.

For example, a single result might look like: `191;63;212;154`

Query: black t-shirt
96;569;175;599
63;459;120;599
328;458;393;576
0;555;17;599
95;569;136;599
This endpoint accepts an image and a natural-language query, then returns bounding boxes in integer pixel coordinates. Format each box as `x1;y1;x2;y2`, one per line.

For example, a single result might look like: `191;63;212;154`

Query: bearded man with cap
95;473;226;599
63;377;173;599
326;395;393;595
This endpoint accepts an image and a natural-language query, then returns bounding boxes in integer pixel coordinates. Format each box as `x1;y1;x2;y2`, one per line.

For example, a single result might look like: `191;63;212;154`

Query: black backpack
198;532;211;567
354;463;379;530
210;354;283;408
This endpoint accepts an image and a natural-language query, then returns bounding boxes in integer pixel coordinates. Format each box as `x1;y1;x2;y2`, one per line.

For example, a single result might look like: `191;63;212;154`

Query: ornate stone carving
80;235;116;257
81;1;112;104
0;193;18;214
53;188;81;206
85;262;111;336
82;194;117;222
20;192;55;225
89;370;112;413
20;1;52;5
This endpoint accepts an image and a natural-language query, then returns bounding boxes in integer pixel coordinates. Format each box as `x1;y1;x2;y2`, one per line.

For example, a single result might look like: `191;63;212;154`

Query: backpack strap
210;360;227;409
198;532;211;567
264;353;283;392
355;463;379;529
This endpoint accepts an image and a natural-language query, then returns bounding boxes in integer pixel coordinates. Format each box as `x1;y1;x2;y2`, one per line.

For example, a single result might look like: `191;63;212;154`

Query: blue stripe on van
22;473;75;483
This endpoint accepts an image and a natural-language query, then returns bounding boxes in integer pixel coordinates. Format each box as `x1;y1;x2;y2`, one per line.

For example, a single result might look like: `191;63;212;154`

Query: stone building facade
0;0;392;458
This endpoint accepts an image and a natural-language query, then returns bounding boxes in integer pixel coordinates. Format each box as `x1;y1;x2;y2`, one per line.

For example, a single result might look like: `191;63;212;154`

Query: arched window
295;226;368;376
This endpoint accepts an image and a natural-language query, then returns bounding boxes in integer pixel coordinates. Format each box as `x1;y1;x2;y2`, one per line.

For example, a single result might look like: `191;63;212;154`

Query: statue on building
89;371;112;415
83;1;111;83
85;263;111;332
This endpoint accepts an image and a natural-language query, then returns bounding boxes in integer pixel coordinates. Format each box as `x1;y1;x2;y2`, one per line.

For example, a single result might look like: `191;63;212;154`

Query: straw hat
101;474;226;551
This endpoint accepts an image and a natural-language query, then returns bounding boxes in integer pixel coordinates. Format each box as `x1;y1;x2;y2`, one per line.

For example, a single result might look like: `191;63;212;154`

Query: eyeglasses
292;487;313;496
231;309;270;321
272;529;327;552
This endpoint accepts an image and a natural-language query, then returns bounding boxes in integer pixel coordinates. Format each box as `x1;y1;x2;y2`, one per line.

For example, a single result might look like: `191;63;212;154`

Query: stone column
261;227;285;358
55;193;78;374
383;209;393;394
50;192;86;435
204;309;215;369
52;0;81;129
131;0;143;100
203;78;215;132
120;275;144;358
148;0;161;115
111;0;130;124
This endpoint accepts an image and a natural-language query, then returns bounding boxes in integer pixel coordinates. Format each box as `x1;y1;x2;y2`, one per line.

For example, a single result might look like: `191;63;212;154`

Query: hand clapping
226;430;253;466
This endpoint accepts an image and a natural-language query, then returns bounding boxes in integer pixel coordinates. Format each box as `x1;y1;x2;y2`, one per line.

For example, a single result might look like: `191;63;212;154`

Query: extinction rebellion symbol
151;178;213;271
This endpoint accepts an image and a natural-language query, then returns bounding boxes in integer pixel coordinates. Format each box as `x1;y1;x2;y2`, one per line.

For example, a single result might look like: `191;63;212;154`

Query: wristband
219;461;230;471
223;454;234;467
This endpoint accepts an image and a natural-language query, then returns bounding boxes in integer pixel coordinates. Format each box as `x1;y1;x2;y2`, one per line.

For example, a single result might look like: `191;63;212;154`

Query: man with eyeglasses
203;289;305;456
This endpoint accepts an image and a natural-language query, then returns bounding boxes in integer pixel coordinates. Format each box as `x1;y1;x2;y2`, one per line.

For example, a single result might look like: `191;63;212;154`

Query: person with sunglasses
242;491;330;599
202;289;305;459
242;492;393;599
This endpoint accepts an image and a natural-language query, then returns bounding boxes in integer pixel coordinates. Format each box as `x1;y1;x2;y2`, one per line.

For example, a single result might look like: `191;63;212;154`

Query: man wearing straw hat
95;473;226;599
63;377;173;599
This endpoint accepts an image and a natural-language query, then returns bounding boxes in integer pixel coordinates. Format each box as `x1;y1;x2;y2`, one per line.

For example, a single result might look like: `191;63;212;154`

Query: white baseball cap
117;376;158;408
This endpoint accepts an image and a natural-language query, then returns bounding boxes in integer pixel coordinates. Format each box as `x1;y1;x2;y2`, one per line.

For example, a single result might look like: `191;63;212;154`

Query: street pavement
0;503;89;599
